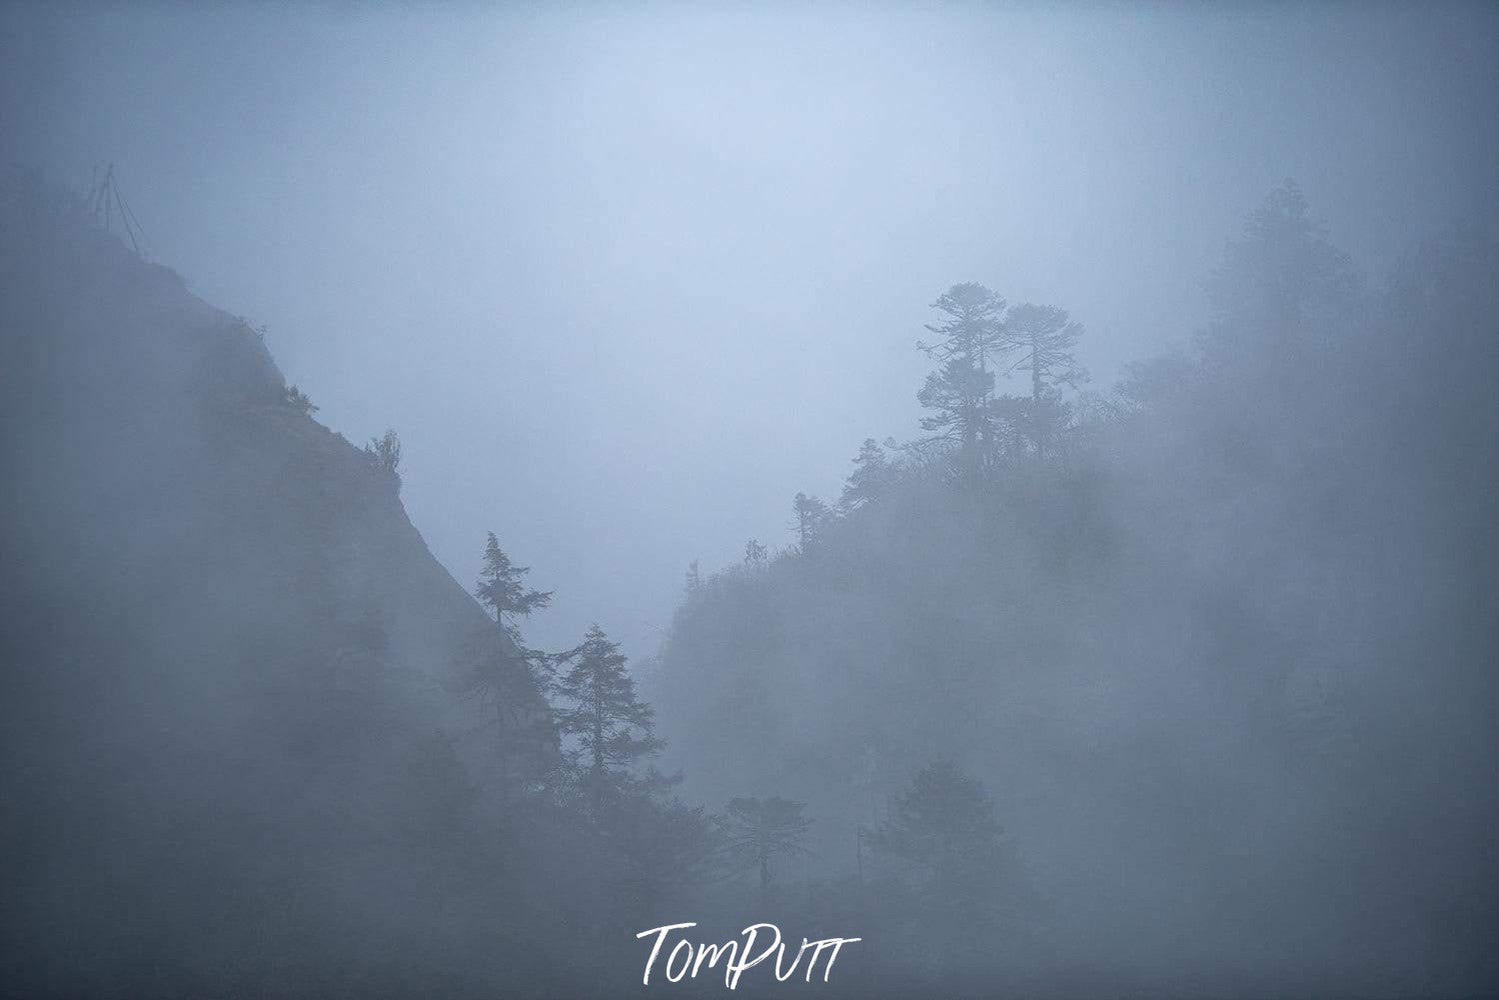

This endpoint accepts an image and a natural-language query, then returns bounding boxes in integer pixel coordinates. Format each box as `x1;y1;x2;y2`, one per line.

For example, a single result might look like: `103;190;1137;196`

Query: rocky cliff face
0;169;552;996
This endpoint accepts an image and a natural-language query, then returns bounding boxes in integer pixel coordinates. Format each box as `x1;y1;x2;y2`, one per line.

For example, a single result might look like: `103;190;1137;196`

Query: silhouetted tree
1004;304;1088;402
871;761;1006;963
917;283;1006;479
791;492;831;551
362;428;403;487
840;437;892;510
873;761;1001;878
744;538;768;567
684;559;702;597
717;796;814;890
470;533;558;793
919;282;1009;373
282;383;317;415
555;625;663;809
1202;179;1355;377
476;533;554;646
1002;303;1088;459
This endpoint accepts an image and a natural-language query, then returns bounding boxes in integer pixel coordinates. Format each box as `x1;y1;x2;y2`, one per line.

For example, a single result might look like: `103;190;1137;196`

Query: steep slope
0;170;552;996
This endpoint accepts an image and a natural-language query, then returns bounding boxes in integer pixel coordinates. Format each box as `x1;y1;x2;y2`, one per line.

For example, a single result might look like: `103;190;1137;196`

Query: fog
7;3;1494;656
2;2;1497;997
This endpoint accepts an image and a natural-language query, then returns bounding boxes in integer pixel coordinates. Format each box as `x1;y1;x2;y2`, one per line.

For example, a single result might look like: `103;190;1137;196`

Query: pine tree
1001;303;1088;460
717;796;814;890
917;283;1007;479
1207;179;1354;337
744;538;768;567
840;437;891;510
870;761;1006;960
1004;304;1087;403
871;761;1001;878
361;428;403;489
362;428;402;473
554;625;663;809
919;282;1009;374
1201;179;1356;386
282;383;318;415
475;533;553;645
469;533;558;793
684;559;703;598
791;492;831;552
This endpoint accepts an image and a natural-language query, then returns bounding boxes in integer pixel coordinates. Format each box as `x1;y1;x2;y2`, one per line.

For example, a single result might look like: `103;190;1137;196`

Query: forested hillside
648;183;1499;994
0;170;641;997
2;167;1495;997
5;2;1498;996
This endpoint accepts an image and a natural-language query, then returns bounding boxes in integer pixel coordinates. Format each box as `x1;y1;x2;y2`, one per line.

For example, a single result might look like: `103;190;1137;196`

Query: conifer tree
917;283;1007;479
1004;304;1088;403
475;533;553;646
840;437;891;510
1001;303;1088;459
1201;179;1355;386
791;492;831;552
554;625;663;808
870;761;1006;958
919;282;1008;373
362;428;403;482
717;796;814;890
1207;179;1354;337
470;533;558;792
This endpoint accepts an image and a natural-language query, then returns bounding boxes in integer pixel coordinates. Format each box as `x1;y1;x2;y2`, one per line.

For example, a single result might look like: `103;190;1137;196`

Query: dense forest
10;161;1493;996
3;5;1498;996
647;181;1499;993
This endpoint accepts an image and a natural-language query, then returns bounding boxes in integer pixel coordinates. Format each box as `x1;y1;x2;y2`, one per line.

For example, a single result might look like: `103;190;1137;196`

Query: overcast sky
5;2;1496;658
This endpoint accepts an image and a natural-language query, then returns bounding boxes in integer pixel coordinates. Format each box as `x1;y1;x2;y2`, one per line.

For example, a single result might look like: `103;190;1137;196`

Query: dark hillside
0;170;554;996
648;191;1499;995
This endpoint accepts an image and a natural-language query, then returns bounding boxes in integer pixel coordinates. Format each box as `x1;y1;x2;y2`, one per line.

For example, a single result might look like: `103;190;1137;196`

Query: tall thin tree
1001;303;1088;459
470;533;558;793
917;283;1007;479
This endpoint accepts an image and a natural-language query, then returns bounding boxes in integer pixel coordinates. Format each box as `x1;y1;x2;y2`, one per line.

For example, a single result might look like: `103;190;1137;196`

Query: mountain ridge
0;167;552;995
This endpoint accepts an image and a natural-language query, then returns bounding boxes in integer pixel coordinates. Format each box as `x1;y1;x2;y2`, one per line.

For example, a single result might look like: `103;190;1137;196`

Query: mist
8;3;1495;656
2;2;1497;997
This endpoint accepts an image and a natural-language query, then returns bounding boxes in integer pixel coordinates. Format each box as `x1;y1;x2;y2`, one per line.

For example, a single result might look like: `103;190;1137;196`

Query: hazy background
5;1;1495;659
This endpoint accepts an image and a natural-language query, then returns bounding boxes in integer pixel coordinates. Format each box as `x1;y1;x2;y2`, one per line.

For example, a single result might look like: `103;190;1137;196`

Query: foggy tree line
715;183;1357;579
3;137;1492;994
425;178;1497;992
4;0;1494;982
434;242;1097;963
647;178;1498;991
710;272;1093;569
466;526;1010;944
